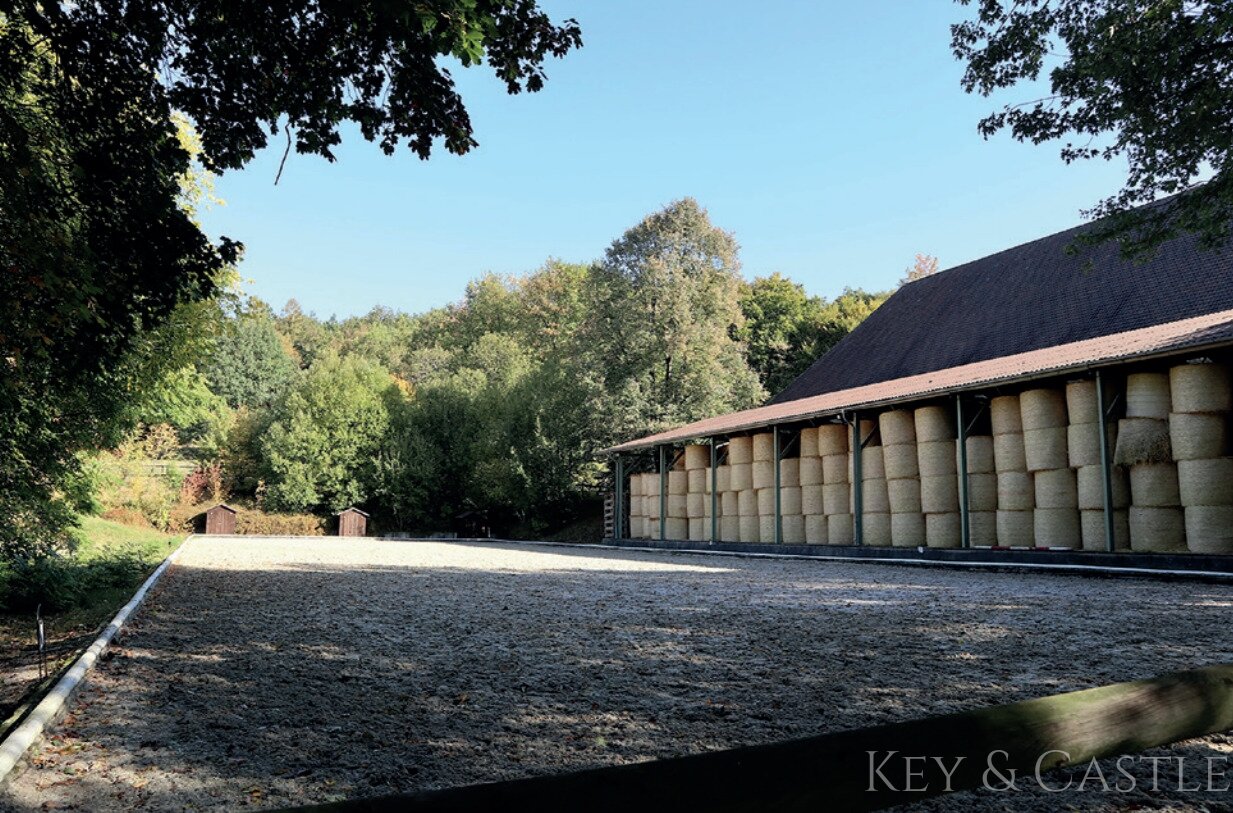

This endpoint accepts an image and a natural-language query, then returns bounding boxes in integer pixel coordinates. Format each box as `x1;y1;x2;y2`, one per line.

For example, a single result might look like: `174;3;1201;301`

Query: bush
0;556;85;613
234;508;326;536
101;506;155;529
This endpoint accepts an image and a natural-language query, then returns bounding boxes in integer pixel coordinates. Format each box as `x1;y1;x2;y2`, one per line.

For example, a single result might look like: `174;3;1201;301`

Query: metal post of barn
658;445;668;541
613;454;624;540
710;438;719;542
956;395;971;549
851;412;863;546
773;426;783;544
1096;369;1116;553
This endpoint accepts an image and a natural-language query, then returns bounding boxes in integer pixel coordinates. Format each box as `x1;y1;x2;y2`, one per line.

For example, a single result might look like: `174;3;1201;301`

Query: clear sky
200;1;1129;320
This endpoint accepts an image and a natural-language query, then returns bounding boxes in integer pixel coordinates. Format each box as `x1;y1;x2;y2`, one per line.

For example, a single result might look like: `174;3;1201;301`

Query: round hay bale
799;427;819;458
1067;422;1115;468
828;514;855;545
738;489;758;517
920;474;959;513
647;494;661;519
702;494;714;517
858;418;878;446
963;436;995;474
1170;362;1233;414
823;483;850;515
739;515;761;543
667;494;688;518
781;514;806;544
1081;509;1130;551
1114;417;1172;465
862;512;892;547
1034;468;1078;509
805;515;828;545
1021;388;1068;430
856;479;891;513
801;485;825;515
1023;427;1068;472
1065;379;1099;422
887;478;922;513
1129;463;1181;507
969;510;997;546
883;444;920;480
891;512;925;547
727;436;753;465
688;518;706;541
664;517;688;540
822;454;849;483
918;441;957;476
720;491;739;516
686;493;705;518
729;463;753;491
993;433;1027;472
926;513;961;549
1129;506;1186;552
1076;465;1130;510
816;424;848;457
668;470;688;495
752;432;775;462
798;456;823;486
687;468;706;494
751;460;776;490
684;444;710;470
996;510;1034;547
629;475;642;497
879;410;917;446
1169;412;1228;461
1034;507;1080;548
859;446;886;480
968;472;998;511
759;515;778;542
780;458;800;487
756;488;775;516
720;516;740;542
1184;506;1233;553
1177;458;1233;506
1126;372;1171;419
990;395;1023;435
781;486;803;516
996;471;1034;511
914;405;953;442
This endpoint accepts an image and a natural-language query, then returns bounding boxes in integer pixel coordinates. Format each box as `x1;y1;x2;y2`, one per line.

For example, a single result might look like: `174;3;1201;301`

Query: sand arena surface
4;537;1233;811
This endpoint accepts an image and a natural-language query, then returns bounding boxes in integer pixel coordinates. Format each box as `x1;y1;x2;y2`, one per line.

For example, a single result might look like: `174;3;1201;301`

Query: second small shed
204;503;237;535
337;507;369;537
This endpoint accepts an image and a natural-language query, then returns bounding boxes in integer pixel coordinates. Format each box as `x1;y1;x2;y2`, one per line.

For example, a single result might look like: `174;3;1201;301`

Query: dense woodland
105;198;890;537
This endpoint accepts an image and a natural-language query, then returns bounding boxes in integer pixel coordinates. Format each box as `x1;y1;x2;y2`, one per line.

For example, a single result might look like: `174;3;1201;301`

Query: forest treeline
116;198;890;536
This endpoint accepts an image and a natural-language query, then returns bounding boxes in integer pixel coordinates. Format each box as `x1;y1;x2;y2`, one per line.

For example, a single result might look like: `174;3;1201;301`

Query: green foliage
262;355;402;512
206;301;300;410
952;0;1233;255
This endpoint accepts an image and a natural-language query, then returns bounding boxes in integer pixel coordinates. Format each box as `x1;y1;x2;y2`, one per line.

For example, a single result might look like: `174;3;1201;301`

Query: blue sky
200;1;1128;319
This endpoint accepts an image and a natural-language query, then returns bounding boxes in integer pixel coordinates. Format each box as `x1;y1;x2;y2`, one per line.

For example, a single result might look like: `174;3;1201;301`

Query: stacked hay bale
627;472;643;539
646;471;662;538
818;424;853;544
1117;372;1185;552
992;394;1034;546
780;453;805;544
1171;362;1233;554
684;443;709;541
799;428;827;544
1022;387;1080;549
962;433;998;545
729;435;758;542
916;405;960;548
851;419;891;546
1067;380;1129;550
880;409;923;548
753;431;777;543
665;466;689;540
718;454;740;543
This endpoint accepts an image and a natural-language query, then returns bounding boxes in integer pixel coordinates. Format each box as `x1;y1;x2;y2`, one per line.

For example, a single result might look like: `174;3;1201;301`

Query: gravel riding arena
5;536;1233;811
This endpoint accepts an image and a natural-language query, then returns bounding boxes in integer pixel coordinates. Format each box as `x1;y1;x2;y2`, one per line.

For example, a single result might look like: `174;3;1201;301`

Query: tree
582;199;766;447
900;253;940;285
952;0;1233;255
262;355;402;513
206;302;300;410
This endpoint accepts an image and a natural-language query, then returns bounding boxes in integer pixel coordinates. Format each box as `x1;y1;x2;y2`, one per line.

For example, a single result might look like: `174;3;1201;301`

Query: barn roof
605;214;1233;454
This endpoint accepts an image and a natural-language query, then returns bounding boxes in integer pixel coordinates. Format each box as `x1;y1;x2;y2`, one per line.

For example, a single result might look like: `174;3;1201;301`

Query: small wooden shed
337;507;369;537
204;503;237;535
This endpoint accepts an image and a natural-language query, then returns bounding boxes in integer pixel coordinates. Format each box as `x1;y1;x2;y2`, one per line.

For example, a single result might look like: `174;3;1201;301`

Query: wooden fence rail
278;662;1233;812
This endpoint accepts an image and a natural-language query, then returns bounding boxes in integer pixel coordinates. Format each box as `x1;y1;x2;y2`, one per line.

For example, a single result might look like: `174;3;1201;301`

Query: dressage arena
4;537;1233;811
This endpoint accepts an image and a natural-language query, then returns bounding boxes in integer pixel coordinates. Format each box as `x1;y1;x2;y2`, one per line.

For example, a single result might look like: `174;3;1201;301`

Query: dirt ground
4;537;1233;811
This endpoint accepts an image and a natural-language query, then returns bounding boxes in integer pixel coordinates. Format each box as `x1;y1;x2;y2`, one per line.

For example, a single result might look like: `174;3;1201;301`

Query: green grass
71;515;182;561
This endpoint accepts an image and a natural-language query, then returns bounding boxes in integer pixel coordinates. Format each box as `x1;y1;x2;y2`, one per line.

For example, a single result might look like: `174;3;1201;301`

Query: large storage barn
606;217;1233;555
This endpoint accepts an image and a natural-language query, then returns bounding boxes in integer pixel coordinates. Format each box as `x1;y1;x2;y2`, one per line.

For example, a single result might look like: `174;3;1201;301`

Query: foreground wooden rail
282;663;1233;812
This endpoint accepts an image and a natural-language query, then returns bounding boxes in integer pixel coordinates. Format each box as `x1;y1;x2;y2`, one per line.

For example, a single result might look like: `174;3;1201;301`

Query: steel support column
710;438;719;542
1096;370;1116;553
956;396;971;549
614;454;624;540
658;445;667;541
851;413;863;546
773;426;783;544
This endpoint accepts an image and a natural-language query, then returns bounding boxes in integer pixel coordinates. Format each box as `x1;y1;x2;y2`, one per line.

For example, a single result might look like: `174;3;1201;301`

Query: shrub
234;508;326;536
101;506;155;529
1;556;85;613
